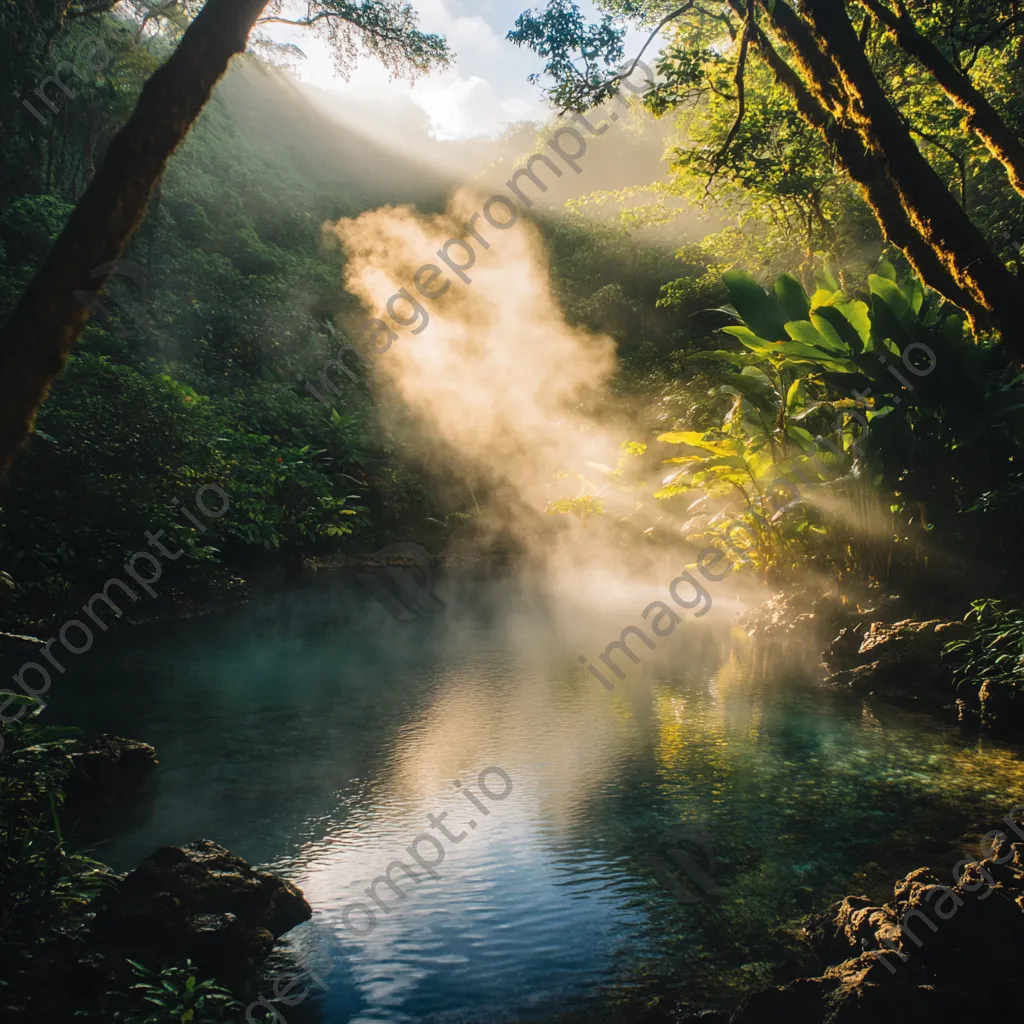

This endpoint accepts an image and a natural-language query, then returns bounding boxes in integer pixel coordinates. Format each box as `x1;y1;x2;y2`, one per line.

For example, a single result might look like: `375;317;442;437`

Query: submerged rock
94;839;312;980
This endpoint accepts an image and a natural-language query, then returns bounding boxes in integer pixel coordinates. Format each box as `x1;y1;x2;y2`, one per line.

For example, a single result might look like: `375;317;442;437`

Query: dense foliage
5;1;1024;1018
0;10;457;626
0;5;694;628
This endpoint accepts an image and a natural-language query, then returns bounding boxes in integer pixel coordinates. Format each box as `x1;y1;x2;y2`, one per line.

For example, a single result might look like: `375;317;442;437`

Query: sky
262;0;650;141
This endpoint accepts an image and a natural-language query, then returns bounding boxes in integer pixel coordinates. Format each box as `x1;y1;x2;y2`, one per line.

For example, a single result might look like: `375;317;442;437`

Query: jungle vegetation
507;0;1024;712
3;1;1024;1021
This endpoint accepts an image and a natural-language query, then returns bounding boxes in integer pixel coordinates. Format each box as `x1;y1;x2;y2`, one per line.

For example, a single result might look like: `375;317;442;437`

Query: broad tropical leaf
773;273;811;322
722;270;788;341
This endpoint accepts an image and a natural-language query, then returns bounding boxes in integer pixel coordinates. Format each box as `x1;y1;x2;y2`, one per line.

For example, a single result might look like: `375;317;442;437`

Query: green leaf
785;423;817;450
722;270;788;341
940;312;965;346
682;349;766;368
773;273;810;322
659;432;745;458
811;307;861;355
868;274;913;329
808;314;848;355
730;326;858;372
785;319;830;349
657;430;716;446
785;377;804;413
900;275;925;315
832;298;872;346
877;258;897;281
818;260;840;292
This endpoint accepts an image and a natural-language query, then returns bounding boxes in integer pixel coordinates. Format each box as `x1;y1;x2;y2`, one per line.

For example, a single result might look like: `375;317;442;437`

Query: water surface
52;572;1024;1022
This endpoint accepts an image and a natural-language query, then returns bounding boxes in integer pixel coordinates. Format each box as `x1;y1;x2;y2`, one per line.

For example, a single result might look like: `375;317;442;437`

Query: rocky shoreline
8;584;1023;1023
737;587;1024;739
1;725;313;1023
688;587;1024;1024
721;829;1024;1024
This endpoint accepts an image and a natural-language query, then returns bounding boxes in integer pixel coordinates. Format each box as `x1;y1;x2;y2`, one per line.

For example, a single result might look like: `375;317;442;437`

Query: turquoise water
53;572;1024;1022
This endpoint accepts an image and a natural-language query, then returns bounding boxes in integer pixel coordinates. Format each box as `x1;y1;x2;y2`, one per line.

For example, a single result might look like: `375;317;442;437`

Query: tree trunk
0;0;269;477
861;0;1024;199
798;0;1020;351
740;1;988;323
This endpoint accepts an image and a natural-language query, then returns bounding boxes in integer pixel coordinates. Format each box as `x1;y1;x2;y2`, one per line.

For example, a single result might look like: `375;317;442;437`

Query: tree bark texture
797;0;1020;352
0;0;270;476
742;0;988;324
861;0;1024;199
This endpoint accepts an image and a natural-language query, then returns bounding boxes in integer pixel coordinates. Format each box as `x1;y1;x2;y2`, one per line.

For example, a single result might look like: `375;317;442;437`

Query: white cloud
260;0;655;140
409;73;541;139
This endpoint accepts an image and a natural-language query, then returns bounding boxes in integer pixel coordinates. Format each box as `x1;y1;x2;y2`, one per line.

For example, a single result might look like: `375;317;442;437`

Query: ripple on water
53;578;1024;1022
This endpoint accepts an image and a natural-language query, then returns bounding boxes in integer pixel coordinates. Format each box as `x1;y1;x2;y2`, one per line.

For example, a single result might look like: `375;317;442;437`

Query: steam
326;191;637;559
323;190;765;648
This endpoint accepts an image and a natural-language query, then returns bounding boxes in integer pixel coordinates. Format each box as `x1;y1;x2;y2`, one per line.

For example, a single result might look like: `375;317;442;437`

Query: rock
66;733;158;812
820;619;967;712
753;859;1024;1023
730;977;834;1024
821;661;884;694
94;839;312;981
822;625;866;673
803;895;879;957
675;1010;731;1023
977;678;1024;736
857;619;966;663
819;955;960;1023
739;589;859;643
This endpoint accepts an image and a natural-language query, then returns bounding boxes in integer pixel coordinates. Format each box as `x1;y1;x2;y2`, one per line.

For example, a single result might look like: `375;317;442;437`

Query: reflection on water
53;572;1024;1022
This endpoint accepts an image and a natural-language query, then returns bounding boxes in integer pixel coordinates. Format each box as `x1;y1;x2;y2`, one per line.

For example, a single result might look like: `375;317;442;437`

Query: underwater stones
94;839;311;980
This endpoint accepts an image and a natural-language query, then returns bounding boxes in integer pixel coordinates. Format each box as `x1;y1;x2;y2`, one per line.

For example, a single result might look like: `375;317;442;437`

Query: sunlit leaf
868;274;913;329
722;270;789;341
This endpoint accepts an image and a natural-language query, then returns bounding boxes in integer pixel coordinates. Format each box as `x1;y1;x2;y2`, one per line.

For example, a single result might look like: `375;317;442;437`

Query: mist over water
52;575;1024;1023
329;190;619;522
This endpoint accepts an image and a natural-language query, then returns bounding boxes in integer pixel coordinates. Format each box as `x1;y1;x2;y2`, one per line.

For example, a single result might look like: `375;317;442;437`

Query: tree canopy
510;0;1024;354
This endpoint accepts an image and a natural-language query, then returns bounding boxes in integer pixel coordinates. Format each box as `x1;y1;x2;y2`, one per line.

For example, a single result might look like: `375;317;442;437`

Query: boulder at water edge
94;839;312;981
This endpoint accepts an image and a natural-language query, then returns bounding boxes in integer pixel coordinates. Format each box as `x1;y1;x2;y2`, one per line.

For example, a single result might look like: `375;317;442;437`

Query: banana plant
655;261;964;579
